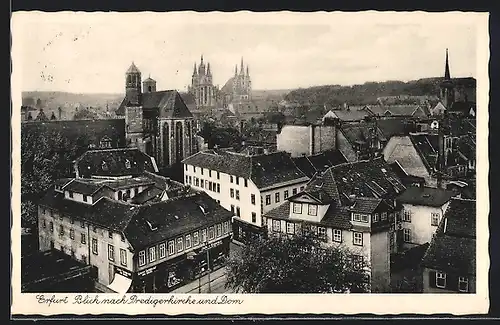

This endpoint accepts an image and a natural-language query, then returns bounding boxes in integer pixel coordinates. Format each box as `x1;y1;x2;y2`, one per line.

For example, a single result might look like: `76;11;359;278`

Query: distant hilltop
283;77;476;107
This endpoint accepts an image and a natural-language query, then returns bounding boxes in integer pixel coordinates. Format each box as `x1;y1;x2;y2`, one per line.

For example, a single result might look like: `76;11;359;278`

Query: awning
107;274;132;295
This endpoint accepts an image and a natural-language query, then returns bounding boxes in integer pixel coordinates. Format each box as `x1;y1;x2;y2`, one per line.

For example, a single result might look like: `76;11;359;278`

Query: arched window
127;75;132;84
148;86;152;92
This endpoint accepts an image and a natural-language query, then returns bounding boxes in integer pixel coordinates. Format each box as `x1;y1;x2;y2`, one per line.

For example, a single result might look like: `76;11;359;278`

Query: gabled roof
62;179;103;195
182;150;308;189
437;198;476;238
116;90;193;119
340;122;387;146
125;192;233;249
409;133;439;173
74;148;158;178
396;186;456;207
291;149;347;178
348;197;383;214
326;109;372;122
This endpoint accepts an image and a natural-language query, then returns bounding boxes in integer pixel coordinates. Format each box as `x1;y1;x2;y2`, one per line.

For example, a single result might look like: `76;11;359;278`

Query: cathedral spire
235;64;238;76
193;62;198;75
246;65;249;76
444;48;451;80
201;55;204;65
207;62;211;76
240;57;244;74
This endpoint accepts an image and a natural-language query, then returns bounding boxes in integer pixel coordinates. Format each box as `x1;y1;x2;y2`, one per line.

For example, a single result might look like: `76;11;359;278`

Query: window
217;171;220;180
49;221;54;231
436;272;446;288
193;231;200;245
118;192;123;200
189;176;192;184
125;159;131;169
201;229;207;242
159;242;166;258
177;238;184;252
272;220;281;232
168;241;175;255
69;192;74;198
230;176;234;183
195;178;199;187
284;190;289;199
300;186;305;191
108;244;115;262
217;184;220;193
193;166;196;173
373;213;379;222
201;180;204;188
209;227;215;240
403;228;411;242
92;238;98;255
185;235;192;249
333;229;342;242
139;250;146;266
308;204;317;216
353;213;369;223
244;179;248;187
236;177;239;185
223;221;229;234
83;195;88;202
230;205;235;214
292;188;297;195
209;182;213;191
59;225;64;237
275;192;280;203
81;233;86;244
403;209;411;222
381;212;387;221
216;224;222;237
318;227;327;241
201;168;204;175
92;226;97;233
185;164;188;171
252;212;257;223
458;276;469;292
236;190;240;200
236;206;240;217
431;212;440;226
293;202;302;214
265;195;271;205
108;231;113;239
286;222;295;234
230;189;235;198
70;229;75;240
119;249;127;266
185;175;189;183
353;232;363;246
251;194;256;205
209;170;212;177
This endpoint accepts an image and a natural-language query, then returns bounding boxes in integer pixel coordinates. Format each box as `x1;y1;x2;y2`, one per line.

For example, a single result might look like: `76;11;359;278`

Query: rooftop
116;90;194;119
182;150;308;189
396;186;456;207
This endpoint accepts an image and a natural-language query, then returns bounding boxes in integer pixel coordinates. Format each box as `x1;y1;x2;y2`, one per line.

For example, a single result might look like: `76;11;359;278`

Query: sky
13;12;483;94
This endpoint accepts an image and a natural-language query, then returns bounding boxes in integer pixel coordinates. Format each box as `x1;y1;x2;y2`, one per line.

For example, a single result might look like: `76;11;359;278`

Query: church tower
187;55;218;109
440;49;455;109
124;62;144;150
143;75;157;93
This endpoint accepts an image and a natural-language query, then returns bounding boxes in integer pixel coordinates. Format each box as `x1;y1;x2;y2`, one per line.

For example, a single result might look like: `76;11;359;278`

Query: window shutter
428;270;437;288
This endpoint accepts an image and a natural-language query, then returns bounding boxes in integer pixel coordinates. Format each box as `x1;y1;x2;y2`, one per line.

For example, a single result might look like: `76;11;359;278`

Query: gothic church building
187;55;219;109
116;62;197;169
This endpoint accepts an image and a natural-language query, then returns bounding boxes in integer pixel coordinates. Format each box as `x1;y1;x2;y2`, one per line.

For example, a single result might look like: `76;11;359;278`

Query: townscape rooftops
340;122;387;145
116;90;194;119
74;148;158;178
182;150;308;189
409;133;439;173
290;150;347;178
348;197;383;214
125;192;233;249
396;186;456;207
326;109;372;122
368;104;428;118
438;198;476;238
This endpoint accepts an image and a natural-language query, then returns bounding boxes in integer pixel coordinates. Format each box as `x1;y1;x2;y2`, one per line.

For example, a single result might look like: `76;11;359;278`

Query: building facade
395;186;456;252
182;149;310;242
263;157;408;292
276;124;337;158
116;62;198;169
187;55;219;109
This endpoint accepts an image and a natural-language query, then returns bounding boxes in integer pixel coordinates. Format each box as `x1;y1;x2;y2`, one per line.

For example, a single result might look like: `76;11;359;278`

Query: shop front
232;217;267;245
130;236;231;293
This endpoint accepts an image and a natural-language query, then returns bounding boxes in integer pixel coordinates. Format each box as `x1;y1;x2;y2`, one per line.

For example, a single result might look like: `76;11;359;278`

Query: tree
225;231;371;293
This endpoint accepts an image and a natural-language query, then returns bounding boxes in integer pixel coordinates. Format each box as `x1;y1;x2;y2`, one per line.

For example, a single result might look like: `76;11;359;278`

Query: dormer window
125;159;131;169
293;202;302;214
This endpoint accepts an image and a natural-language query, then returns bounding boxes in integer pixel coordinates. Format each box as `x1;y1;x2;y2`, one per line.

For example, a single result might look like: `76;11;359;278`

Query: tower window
148;86;152;92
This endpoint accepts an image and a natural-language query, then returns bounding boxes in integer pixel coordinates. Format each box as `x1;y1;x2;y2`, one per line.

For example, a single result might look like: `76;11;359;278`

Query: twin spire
235;57;249;76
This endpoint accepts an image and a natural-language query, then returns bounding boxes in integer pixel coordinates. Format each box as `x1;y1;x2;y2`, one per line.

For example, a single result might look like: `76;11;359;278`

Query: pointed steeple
193;62;198;75
444;48;451;80
235;64;238;76
207;62;211;75
246;65;249;76
240;57;244;74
